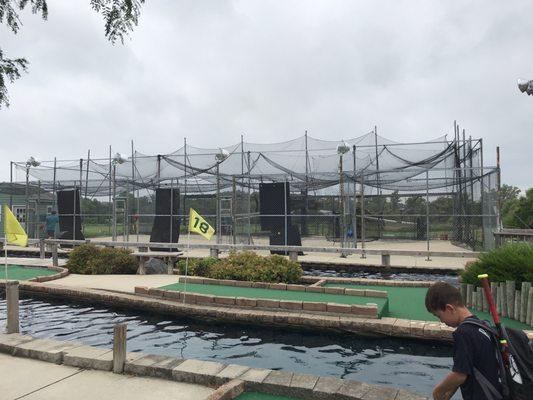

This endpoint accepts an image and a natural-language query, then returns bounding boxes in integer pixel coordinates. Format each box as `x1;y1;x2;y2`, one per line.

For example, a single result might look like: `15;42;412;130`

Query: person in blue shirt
45;210;59;238
425;282;502;400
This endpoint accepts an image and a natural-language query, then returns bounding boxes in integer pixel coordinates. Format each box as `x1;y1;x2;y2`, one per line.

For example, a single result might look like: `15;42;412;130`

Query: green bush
176;257;218;276
460;243;533;286
66;244;138;274
193;251;303;284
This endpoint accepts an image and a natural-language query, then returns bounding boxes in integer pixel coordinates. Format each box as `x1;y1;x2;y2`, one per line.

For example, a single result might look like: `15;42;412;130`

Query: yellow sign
2;204;28;247
188;208;215;240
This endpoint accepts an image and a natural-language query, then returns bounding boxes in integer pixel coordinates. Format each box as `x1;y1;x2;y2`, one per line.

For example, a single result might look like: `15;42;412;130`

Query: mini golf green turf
236;393;298;400
0;264;56;281
159;282;388;317
323;283;531;330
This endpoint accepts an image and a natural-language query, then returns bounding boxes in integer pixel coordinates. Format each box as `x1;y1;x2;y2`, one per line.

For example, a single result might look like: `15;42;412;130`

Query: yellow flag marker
188;208;215;240
2;204;28;247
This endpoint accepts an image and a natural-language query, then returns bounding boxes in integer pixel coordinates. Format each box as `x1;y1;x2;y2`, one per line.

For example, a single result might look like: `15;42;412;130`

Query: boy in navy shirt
425;282;502;400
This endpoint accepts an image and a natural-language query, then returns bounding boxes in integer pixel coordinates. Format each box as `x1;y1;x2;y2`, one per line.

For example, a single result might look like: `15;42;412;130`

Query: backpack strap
472;367;504;400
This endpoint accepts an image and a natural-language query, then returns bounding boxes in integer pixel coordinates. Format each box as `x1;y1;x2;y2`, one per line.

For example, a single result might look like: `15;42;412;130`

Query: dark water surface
306;269;459;284
0;293;453;396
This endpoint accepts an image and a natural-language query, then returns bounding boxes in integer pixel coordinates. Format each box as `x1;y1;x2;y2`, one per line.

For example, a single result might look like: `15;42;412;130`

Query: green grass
323;283;531;330
0;265;57;281
159;282;389;317
236;393;299;400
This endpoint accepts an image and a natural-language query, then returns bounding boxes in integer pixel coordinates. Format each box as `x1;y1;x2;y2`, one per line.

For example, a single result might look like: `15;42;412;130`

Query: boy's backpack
461;319;533;400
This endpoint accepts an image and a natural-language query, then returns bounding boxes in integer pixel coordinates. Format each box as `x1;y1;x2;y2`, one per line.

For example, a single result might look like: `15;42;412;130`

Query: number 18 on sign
188;209;215;240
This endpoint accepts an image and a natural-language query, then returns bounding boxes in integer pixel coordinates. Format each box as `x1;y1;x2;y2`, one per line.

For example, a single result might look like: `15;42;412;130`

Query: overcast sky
1;1;531;189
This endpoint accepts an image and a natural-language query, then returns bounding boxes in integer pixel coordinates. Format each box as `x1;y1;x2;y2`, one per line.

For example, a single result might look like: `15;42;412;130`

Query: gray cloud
0;0;532;189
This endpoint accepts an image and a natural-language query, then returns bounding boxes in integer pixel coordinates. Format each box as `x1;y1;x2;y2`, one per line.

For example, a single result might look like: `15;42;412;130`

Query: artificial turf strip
323;283;531;330
236;393;299;400
159;282;388;317
0;265;56;281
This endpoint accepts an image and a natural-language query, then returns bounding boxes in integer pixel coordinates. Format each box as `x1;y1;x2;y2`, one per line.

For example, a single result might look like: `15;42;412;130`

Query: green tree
500;184;522;228
0;0;145;108
511;188;533;228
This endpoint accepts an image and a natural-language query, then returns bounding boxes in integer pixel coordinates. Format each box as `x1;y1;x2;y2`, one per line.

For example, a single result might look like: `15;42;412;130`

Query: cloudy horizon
1;1;531;191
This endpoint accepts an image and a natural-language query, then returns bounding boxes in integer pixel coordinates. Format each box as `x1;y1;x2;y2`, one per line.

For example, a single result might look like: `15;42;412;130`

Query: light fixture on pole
518;79;533;96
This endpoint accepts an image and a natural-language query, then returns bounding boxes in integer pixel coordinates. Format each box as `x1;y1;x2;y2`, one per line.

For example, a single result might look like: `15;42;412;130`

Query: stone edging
12;282;533;342
16;265;69;283
135;286;382;319
0;332;428;400
180;275;389;297
299;276;433;288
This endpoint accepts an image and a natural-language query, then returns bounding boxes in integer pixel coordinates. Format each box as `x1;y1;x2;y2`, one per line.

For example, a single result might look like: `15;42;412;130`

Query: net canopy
12;131;491;197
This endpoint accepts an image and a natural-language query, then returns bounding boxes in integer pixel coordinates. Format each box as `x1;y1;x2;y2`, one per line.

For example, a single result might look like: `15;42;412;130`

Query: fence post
6;281;20;334
521;282;530;323
497;284;504;315
39;239;45;259
466;284;473;308
381;253;390;267
514;291;520;321
210;248;219;259
289;251;298;262
477;289;483;312
460;284;467;303
113;324;127;373
527;289;533;327
52;244;59;267
506;281;515;318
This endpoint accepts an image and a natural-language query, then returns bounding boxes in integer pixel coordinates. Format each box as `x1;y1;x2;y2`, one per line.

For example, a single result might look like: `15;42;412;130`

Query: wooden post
506;281;515;318
113;324;127;373
210;248;219;259
490;282;498;313
472;288;478;310
521;282;530;323
514;291;520;321
482;287;488;312
52;244;59;267
460;284;467;303
477;289;483;312
497;283;505;316
39;239;45;259
6;281;20;334
527;289;533;326
289;251;298;262
381;253;390;267
466;284;473;308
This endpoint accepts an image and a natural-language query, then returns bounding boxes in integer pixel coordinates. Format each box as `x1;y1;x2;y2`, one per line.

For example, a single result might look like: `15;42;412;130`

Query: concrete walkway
43;274;180;293
0;352;213;400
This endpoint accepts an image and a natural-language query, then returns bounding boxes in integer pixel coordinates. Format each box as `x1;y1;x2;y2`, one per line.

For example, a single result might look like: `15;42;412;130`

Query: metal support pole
304;131;309;237
284;180;288;249
52;157;57;210
25;166;29;233
339;154;346;257
374;126;382;239
131;140;135;242
232;176;237;244
72;185;76;242
108;146;112;236
85;150;91;198
36;180;41;239
496;146;501;230
112;164;117;241
247;151;252;245
360;171;366;258
216;163;221;244
183;138;187;227
426;170;431;261
6;281;20;334
352;145;357;249
9;161;13;209
170;178;174;245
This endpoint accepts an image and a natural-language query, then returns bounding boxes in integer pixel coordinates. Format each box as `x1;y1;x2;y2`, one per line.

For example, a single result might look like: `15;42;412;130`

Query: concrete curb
136;286;382;319
0;333;428;400
300;275;433;288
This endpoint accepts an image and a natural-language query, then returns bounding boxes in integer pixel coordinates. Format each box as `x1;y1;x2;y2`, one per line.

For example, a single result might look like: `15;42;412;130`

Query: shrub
67;244;138;274
460;243;533;286
176;257;218;276
205;251;303;283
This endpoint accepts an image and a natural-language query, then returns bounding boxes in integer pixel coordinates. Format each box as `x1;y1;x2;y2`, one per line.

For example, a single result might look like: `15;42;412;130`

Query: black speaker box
150;188;180;251
57;189;85;243
259;182;291;231
269;225;303;255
